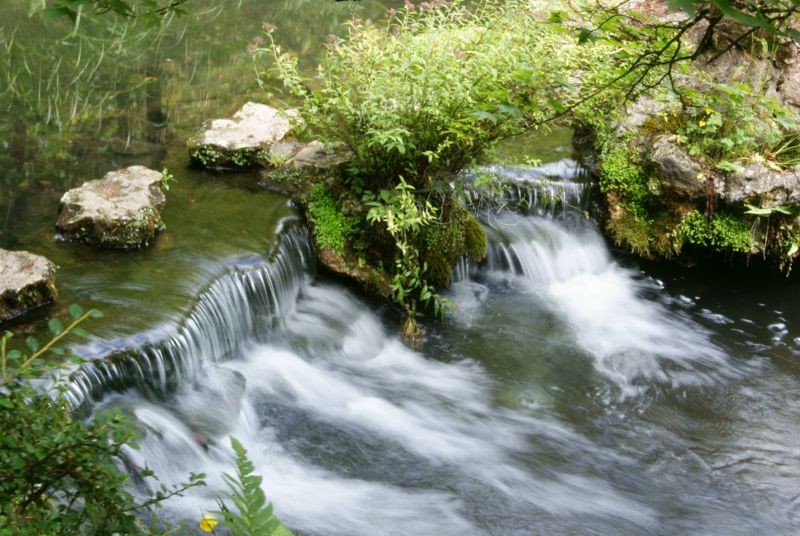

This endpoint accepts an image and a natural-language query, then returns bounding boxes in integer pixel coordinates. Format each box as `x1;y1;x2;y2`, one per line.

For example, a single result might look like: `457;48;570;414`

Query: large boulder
56;166;166;249
0;249;57;323
188;102;299;170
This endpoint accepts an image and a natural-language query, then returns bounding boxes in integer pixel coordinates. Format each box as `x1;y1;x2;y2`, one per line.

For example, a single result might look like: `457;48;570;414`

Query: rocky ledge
188;102;300;171
56;166;166;249
0;249;57;323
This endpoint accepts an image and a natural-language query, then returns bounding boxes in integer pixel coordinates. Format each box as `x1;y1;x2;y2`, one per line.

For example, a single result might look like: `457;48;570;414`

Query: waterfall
462;159;595;216
64;224;313;410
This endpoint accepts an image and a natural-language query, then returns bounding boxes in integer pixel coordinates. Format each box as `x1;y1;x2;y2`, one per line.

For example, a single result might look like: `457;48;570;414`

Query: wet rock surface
56;165;166;249
0;249;57;323
188;102;299;170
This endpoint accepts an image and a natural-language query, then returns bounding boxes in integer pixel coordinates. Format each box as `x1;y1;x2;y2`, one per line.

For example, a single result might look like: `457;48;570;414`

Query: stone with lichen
0;249;57;323
188;102;300;170
56;166;166;249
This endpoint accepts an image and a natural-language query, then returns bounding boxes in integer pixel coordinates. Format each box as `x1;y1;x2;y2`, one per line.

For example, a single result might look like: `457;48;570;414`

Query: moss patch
418;200;487;287
673;210;753;254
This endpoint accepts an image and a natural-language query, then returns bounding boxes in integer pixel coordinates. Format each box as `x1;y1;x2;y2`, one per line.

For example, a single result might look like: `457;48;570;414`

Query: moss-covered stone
56;166;166;250
418;200;486;287
0;249;58;323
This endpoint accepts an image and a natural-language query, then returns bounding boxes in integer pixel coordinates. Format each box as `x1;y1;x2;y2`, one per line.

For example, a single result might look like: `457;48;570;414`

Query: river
2;1;799;535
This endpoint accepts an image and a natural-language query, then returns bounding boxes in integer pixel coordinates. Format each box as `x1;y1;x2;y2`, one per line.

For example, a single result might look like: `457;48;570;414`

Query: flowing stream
66;161;800;535
2;1;799;534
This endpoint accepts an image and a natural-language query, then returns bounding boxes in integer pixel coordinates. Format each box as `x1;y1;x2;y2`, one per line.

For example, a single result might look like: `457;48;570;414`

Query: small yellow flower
696;172;705;179
698;119;707;127
199;514;218;532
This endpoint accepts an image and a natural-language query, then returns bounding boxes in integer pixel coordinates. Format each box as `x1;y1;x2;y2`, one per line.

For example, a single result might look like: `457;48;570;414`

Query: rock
649;135;705;196
723;163;800;206
0;249;57;323
616;96;673;136
285;141;348;170
56;166;166;249
188;102;299;170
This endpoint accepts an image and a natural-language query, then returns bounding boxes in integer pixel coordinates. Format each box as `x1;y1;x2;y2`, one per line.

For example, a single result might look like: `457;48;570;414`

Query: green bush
255;0;612;330
0;306;204;535
674;210;753;254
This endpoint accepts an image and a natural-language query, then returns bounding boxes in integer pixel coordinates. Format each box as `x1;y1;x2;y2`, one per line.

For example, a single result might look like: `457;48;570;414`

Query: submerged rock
56;166;166;249
0;249;57;323
188;102;299;170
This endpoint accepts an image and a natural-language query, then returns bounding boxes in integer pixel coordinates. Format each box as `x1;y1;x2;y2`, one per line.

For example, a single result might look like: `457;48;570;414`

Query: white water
473;212;733;397
75;162;799;534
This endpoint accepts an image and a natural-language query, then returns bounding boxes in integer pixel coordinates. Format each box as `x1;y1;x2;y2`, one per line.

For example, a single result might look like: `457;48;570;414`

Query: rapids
69;161;800;535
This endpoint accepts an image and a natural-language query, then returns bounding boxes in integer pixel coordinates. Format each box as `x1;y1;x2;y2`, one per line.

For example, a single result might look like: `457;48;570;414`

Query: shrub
0;306;204;535
255;0;612;331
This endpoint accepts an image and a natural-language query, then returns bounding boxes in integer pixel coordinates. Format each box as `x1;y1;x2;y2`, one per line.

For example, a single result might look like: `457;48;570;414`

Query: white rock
0;249;57;322
56;166;166;249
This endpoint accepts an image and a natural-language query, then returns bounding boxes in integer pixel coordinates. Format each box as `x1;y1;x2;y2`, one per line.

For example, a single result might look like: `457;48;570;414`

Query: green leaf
72;328;91;338
25;336;40;353
69;304;84;319
0;398;14;409
40;6;78;23
48;318;64;335
89;309;105;319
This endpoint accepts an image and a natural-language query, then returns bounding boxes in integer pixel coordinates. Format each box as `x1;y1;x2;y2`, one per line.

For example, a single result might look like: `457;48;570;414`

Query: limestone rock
188;103;299;170
0;249;57;323
649;136;704;196
56;166;166;249
616;96;673;136
723;163;800;206
286;141;350;170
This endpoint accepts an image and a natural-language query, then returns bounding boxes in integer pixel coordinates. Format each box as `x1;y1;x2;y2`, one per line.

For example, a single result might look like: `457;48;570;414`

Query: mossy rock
56;166;166;249
187;103;299;171
419;200;487;287
0;249;57;323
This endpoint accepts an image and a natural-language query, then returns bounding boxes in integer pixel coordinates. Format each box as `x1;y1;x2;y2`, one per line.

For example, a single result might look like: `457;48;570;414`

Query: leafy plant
306;184;359;256
254;0;612;334
210;437;292;536
0;305;204;535
673;209;753;253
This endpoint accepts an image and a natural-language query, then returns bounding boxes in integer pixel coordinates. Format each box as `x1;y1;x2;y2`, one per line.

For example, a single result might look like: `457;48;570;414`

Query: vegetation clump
255;0;614;339
305;184;359;256
673;210;753;254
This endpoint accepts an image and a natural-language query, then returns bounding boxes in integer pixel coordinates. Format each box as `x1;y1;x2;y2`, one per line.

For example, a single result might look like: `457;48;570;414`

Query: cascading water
74;160;800;535
66;223;313;409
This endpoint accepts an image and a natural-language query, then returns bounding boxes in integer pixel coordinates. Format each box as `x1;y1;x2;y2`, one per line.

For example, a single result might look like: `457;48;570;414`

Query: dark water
2;2;800;535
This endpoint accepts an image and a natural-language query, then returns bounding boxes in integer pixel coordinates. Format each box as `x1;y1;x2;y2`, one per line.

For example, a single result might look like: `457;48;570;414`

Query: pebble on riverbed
0;249;57;323
55;165;166;249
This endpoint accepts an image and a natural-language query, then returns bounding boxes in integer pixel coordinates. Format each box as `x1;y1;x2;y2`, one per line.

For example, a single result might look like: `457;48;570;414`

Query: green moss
418;201;487;287
306;184;359;256
600;144;649;218
606;205;681;259
674;210;753;254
